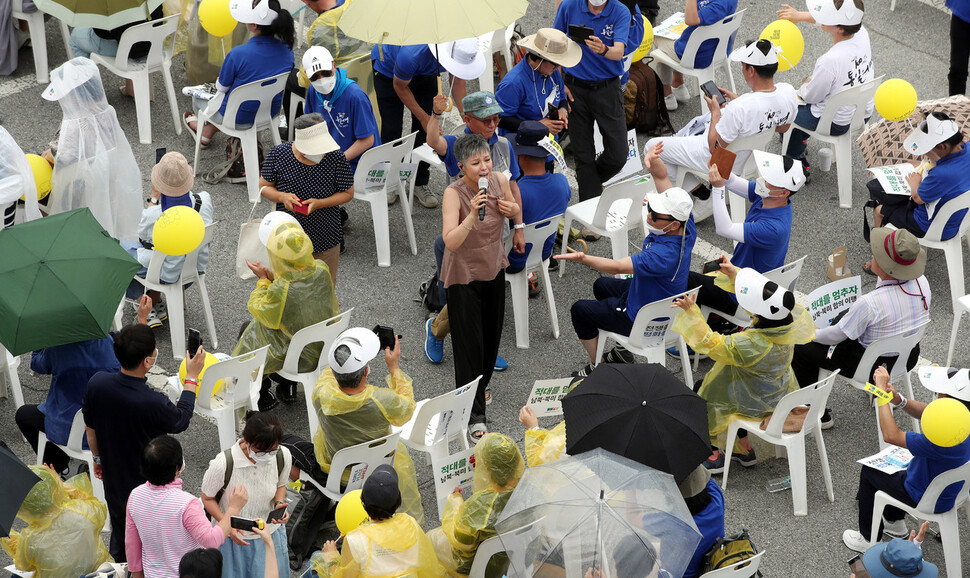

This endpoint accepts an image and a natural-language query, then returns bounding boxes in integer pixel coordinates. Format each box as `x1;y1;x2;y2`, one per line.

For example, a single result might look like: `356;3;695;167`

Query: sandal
183;112;211;148
468;422;487;444
862;260;877;277
484;386;492;406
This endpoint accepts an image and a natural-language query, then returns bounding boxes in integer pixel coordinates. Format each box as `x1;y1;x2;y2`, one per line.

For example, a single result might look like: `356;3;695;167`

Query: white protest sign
654;12;687;40
866;163;917;196
431;446;476;515
805;276;862;329
593;125;642;186
526;377;574;418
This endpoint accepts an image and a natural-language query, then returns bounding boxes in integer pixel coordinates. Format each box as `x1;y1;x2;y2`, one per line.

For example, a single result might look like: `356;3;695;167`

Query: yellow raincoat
312;367;423;523
672;274;816;446
1;467;111;578
233;223;339;375
310;513;445;577
523;378;584;467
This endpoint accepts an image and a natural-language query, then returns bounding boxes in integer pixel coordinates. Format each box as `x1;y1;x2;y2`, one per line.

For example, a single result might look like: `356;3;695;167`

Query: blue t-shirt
684;479;726;578
730;187;792;272
627;217;697;321
370;44;402;78
674;0;738;70
393;44;444;81
218;35;294;125
306;80;381;174
441;128;521;181
554;0;631;81
507;173;572;272
913;145;970;240
947;0;970;22
495;59;567;132
904;432;970;512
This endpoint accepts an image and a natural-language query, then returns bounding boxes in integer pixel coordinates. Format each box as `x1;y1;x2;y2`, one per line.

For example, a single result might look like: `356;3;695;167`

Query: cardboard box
827;245;851;281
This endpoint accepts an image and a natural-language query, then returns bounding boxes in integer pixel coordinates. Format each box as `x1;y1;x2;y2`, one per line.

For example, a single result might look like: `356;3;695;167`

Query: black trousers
372;69;435;186
447;272;506;424
857;468;915;539
564;76;628;202
950;13;970;96
687;271;740;317
15;405;70;472
282;67;307;124
791;339;920;389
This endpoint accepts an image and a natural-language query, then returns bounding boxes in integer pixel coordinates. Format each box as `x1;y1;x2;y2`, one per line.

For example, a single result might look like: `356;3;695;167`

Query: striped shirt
837;276;931;347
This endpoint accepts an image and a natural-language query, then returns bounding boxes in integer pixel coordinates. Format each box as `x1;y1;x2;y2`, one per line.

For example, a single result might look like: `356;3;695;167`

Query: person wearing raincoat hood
428;433;525;577
41;57;142;242
672;258;815;473
233;222;339;410
1;466;111;578
0;126;42;229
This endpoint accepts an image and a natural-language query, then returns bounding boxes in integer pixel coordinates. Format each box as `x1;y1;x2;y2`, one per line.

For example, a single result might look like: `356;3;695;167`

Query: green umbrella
34;0;162;31
0;208;141;356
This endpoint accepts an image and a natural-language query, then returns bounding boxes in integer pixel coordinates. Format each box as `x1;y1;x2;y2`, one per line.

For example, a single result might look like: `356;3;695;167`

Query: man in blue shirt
676;466;726;578
557;187;696;376
869;112;970;241
303;46;380;174
554;0;631;204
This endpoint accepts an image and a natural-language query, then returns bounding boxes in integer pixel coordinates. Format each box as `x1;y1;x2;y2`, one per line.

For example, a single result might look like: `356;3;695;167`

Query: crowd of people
3;0;970;575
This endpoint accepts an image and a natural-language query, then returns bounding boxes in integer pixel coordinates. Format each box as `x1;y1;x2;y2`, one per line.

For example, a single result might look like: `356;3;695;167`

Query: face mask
754;177;784;199
303;153;324;163
647;222;672;235
250;450;277;464
312;76;336;95
588;0;607;6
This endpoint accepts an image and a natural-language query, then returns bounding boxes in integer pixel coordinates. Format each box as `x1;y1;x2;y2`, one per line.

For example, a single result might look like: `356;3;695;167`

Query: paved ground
1;0;968;575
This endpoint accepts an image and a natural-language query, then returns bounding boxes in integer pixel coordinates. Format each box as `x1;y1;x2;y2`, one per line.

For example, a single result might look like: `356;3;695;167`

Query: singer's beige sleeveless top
440;172;509;288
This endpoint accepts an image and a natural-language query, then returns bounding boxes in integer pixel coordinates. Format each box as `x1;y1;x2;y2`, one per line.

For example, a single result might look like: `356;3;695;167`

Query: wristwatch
93;455;102;465
513;223;525;230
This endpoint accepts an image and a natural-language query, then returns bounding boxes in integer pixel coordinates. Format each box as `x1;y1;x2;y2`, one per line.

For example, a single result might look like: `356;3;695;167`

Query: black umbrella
0;442;41;537
561;363;711;483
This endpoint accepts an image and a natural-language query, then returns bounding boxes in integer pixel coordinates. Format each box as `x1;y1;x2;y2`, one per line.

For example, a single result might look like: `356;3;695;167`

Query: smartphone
155;147;166;164
230;516;264;531
292;202;309;216
187;328;202;359
267;504;288;523
547;103;560;122
568;24;594;44
700;80;726;106
372;325;396;350
847;555;870;578
702;257;724;274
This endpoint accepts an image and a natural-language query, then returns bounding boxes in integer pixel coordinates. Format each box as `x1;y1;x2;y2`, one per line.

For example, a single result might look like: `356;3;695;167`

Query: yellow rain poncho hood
523;378;584;467
673;274;816;444
233;223;339;374
310;513;445;577
1;467;111;578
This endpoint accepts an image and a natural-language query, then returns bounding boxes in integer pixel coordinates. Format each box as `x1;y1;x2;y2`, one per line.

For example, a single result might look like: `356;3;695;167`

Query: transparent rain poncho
232;222;340;375
429;433;525;577
672;274;816;445
0;126;41;225
1;466;111;578
495;449;700;578
312;366;424;523
45;58;142;242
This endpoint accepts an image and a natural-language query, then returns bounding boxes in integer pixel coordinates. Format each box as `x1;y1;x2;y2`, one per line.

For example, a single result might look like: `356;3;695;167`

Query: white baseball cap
42;57;98;101
903;113;961;156
328;327;381;374
431;38;487;81
735;268;795;320
258;211;301;246
753;151;806;192
303;46;334;78
229;0;278;25
729;40;782;67
806;0;864;26
646;187;693;222
919;366;970;402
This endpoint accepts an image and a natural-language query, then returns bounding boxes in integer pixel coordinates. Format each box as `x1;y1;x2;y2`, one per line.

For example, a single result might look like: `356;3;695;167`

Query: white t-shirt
799;27;874;125
714;83;798;144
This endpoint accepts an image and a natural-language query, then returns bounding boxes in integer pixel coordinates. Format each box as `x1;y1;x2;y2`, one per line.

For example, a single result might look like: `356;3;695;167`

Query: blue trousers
570;277;635;341
784;104;850;162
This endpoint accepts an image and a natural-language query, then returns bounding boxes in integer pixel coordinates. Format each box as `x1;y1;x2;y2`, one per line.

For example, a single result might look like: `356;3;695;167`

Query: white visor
735;267;794;320
806;0;864;26
729;40;783;67
229;0;278;26
903;114;961;156
753;150;805;192
328;327;381;374
918;366;970;402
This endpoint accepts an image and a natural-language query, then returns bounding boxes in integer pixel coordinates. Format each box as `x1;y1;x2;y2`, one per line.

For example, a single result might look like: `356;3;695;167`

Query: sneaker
547;257;559;272
572;362;595;378
145;309;163;328
666;345;708;361
257;389;279;412
153;301;169;322
580;227;601;242
703;452;725;474
820;408;834;430
731;447;757;468
842;529;876;553
493;355;508;372
275;381;299;403
424;318;444;364
527;272;541;297
672;83;691;102
603;346;635;364
802;163;812;185
691;184;712;201
882;517;909;539
664;92;678;111
414;186;439;208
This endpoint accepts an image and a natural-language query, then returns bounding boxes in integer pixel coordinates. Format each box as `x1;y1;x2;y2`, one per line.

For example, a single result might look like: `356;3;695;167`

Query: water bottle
765;475;791;493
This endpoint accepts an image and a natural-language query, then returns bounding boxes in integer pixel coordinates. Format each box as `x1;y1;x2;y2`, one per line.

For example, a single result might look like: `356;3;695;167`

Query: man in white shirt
778;0;873;179
644;39;797;201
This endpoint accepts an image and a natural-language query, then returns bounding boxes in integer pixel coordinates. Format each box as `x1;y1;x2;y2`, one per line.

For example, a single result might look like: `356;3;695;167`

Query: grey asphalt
1;0;968;575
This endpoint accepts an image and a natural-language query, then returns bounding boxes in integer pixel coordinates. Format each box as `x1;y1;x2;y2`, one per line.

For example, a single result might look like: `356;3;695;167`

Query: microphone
477;177;488;221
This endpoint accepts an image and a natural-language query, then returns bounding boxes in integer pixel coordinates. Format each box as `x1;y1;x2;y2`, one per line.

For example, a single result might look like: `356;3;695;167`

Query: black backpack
418;271;445;313
625;59;673;136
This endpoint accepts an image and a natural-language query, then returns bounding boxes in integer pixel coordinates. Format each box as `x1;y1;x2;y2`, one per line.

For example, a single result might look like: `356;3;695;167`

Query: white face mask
312;76;337;95
250;450;278;464
647;222;673;235
753;177;786;199
588;0;607;6
303;152;324;163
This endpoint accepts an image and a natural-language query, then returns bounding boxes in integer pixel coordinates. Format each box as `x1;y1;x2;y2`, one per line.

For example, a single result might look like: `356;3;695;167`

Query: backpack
624;59;672;136
703;528;763;576
418;271;445;313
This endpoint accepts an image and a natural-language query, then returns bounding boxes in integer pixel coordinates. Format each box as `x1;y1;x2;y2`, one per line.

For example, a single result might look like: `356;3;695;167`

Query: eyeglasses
252;447;279;458
310;70;334;80
146;349;158;364
470;114;501;126
647;203;674;222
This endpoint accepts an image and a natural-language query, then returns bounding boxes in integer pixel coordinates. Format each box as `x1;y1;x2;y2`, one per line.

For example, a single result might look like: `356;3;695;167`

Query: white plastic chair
911;191;970;311
393;377;479;465
781;76;882;208
89;15;181;145
275;309;354;438
35;409;109;531
947;294;970;367
722;372;839;516
192;72;288;203
287;92;306;141
699;551;765;578
353;132;419;267
469;534;505;577
11;0;70;83
594;288;699;387
0;345;24;408
699;255;808;331
476;22;516;94
870;460;970;578
504;216;563;349
648;10;745;113
300;431;400;502
559;177;651;278
133;225;217;361
190;345;269;451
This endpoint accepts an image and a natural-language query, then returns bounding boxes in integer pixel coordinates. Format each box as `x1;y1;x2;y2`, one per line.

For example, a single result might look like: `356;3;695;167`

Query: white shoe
153;302;168;322
145;309;163;328
672;83;691;102
882;517;909;539
842;529;876;553
664;93;678;111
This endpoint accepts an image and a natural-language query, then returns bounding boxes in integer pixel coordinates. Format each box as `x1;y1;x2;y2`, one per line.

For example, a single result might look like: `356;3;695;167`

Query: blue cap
863;539;938;578
513;121;551;159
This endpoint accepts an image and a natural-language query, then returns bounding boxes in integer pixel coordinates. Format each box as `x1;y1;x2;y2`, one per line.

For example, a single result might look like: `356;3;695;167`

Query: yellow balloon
921;398;970;448
23;154;52;201
178;352;225;396
152;206;205;256
632;16;654;62
199;0;237;38
874;78;918;122
759;20;804;72
335;489;368;534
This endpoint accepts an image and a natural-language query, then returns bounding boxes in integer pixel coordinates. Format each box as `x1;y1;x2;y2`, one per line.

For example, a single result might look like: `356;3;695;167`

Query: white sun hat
735;267;795;320
431;37;487;81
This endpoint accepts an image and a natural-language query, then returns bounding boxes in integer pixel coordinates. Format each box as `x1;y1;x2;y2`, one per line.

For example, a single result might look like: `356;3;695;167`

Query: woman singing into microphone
441;133;521;443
